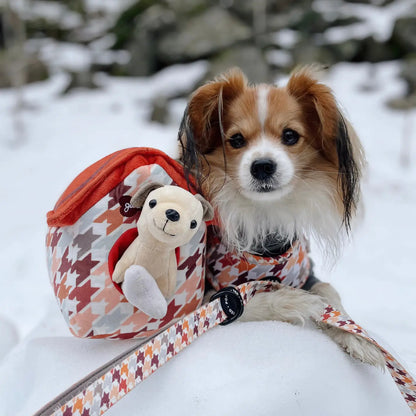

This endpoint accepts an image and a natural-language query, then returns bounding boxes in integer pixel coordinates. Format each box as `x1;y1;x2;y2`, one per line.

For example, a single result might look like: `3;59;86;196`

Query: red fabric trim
108;228;139;294
47;147;195;227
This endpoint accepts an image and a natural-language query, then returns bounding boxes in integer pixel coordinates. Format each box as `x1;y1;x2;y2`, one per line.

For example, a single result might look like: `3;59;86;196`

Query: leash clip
210;286;244;325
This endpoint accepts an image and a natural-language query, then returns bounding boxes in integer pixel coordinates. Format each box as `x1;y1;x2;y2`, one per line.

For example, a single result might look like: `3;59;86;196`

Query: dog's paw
320;324;386;368
241;287;327;325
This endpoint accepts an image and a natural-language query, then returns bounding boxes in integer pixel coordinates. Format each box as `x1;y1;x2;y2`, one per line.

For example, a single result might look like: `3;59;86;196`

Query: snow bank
0;316;19;362
0;305;410;416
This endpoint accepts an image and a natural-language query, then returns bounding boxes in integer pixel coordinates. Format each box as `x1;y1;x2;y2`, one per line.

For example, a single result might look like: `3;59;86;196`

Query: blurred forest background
0;0;415;137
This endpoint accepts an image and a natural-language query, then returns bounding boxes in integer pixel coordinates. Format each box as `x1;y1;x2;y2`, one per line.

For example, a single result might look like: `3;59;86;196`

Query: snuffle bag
46;148;207;340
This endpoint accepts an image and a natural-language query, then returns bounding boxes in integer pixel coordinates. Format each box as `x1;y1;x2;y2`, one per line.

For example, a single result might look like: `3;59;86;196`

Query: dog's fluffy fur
178;67;384;367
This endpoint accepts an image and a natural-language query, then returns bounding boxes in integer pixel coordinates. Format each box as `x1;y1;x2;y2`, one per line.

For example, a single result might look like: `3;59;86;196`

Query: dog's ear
287;66;339;152
287;66;364;231
130;182;164;208
194;194;214;222
178;68;248;192
181;68;248;154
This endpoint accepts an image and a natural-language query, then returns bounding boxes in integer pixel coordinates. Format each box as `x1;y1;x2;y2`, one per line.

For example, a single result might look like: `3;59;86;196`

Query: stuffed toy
112;183;213;319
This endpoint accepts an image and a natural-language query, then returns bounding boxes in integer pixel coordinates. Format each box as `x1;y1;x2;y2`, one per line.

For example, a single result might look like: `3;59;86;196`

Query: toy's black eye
282;128;300;146
190;220;197;229
149;199;157;208
229;133;246;149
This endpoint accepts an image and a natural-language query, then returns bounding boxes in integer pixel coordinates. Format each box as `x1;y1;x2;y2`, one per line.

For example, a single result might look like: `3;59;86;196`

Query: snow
12;0;83;30
26;38;130;73
84;0;137;15
314;0;416;42
266;49;293;68
0;60;415;415
321;22;374;44
272;29;300;49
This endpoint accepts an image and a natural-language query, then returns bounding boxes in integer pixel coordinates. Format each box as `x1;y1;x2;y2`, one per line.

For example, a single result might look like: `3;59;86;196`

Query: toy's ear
194;194;214;222
130;182;164;208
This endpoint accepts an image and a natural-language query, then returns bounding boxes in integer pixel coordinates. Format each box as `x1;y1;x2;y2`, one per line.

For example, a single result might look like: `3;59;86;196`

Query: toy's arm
112;238;141;284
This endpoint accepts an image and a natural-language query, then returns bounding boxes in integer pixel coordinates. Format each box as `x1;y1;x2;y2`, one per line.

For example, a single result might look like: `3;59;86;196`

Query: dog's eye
190;220;197;229
229;133;246;149
149;199;157;208
282;128;300;146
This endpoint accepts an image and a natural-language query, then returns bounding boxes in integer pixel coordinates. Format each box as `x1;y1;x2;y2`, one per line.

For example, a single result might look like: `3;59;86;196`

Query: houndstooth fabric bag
46;148;207;340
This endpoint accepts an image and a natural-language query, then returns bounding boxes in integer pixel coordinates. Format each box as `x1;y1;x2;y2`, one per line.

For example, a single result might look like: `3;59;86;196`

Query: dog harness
206;226;311;291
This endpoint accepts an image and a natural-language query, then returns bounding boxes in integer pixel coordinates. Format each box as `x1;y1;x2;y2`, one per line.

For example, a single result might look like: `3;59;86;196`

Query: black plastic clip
210;286;244;325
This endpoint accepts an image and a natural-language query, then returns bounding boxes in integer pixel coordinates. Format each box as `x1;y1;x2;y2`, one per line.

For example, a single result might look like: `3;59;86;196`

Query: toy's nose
165;209;180;222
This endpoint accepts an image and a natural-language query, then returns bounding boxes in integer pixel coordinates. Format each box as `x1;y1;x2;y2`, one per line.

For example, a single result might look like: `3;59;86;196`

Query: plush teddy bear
112;183;213;319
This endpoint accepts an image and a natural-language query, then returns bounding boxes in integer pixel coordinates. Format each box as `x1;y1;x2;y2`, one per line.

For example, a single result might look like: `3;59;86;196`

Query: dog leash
35;281;416;416
322;305;416;414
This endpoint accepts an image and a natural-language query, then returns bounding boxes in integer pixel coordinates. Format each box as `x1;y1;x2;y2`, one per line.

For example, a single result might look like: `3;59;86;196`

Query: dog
178;66;385;367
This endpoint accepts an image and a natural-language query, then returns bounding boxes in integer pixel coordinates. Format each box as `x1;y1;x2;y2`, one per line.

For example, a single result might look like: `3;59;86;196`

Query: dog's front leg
240;287;327;325
310;282;385;368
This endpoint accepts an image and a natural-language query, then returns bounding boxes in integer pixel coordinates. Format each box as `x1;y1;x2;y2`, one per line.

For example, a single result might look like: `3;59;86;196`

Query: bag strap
34;281;416;416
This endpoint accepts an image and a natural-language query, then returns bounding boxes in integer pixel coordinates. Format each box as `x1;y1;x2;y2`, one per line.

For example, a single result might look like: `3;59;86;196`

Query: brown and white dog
178;67;384;367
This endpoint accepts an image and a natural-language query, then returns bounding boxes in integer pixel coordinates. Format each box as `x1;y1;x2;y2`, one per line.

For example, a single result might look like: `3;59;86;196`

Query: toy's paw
319;323;386;368
122;265;168;319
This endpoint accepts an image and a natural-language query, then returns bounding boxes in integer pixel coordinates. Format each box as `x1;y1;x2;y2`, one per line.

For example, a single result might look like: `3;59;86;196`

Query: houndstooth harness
206;226;312;291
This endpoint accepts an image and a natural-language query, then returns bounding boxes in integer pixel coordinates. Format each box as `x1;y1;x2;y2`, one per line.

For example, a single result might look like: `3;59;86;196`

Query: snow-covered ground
0;61;415;415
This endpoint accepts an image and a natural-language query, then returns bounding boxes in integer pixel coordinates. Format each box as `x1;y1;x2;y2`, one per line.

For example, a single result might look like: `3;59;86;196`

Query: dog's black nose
165;209;180;222
250;159;277;180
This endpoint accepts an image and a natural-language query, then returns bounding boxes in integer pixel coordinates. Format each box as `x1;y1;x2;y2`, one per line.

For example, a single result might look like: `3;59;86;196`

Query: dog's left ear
194;194;214;222
130;182;164;208
287;66;365;231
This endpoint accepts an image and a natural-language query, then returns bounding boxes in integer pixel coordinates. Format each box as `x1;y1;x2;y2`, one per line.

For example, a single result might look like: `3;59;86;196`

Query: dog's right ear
130;182;164;208
179;68;248;155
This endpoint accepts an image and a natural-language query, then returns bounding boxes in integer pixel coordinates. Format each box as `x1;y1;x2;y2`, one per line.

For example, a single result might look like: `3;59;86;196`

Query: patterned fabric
46;163;206;340
206;227;311;291
39;282;416;416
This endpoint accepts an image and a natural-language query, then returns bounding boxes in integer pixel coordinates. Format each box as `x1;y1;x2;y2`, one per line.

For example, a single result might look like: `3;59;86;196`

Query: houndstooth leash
35;281;416;416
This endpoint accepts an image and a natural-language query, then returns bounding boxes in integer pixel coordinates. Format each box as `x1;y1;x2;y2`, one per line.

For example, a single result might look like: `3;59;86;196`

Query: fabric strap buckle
210;286;244;325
